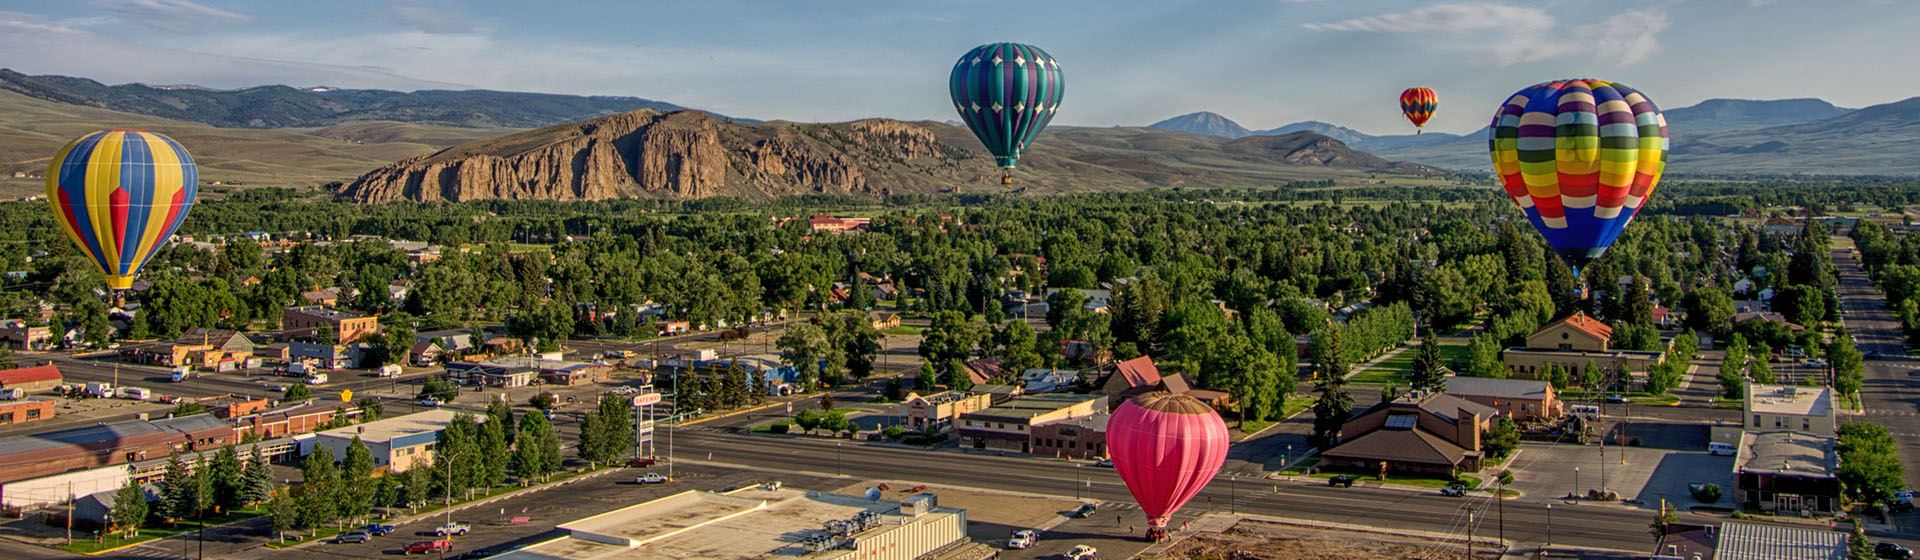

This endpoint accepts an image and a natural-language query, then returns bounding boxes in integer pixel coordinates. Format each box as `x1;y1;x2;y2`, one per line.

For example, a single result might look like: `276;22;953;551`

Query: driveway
1503;422;1733;511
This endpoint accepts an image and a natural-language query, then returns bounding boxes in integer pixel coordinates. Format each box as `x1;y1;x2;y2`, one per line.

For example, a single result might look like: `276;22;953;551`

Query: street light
836;442;843;476
440;447;468;560
1573;467;1580;498
1546;503;1553;547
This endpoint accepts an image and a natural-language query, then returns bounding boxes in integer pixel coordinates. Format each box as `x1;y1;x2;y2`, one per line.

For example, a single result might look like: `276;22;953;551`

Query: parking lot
1503;421;1735;511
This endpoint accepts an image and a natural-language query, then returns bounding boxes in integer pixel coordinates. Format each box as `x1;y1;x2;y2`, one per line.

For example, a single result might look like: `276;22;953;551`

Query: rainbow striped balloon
1489;79;1667;272
1400;87;1437;131
44;130;199;290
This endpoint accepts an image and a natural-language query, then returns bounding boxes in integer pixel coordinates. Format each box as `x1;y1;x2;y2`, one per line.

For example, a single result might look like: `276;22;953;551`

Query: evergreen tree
916;361;939;392
209;444;245;512
513;412;563;482
267;488;296;542
298;446;337;530
1851;521;1875;560
478;413;510;487
240;445;274;506
486;397;515;445
340;437;376;525
109;470;149;538
1310;326;1348;380
1408;330;1447;393
1309;370;1354;449
157;452;193;524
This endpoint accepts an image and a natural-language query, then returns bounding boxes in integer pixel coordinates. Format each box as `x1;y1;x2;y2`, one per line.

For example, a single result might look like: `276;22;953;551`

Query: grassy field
1349;342;1469;387
61;505;265;555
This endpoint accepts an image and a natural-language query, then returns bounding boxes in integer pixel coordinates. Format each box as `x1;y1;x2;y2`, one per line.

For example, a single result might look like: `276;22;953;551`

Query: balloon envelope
1488;79;1667;272
1107;392;1228;529
45;130;199;290
949;42;1064;171
1400;87;1437;130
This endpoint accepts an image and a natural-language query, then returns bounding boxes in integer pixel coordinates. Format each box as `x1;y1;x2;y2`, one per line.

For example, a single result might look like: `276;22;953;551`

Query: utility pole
1546;503;1553;547
65;480;72;545
441;448;465;560
1466;511;1474;559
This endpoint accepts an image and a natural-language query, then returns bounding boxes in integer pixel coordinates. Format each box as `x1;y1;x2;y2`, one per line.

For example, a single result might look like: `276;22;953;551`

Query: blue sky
1;0;1916;135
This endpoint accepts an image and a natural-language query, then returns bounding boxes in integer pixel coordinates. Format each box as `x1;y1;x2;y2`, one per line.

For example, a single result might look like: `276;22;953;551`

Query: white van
1708;442;1738;456
118;387;152;401
1570;405;1601;420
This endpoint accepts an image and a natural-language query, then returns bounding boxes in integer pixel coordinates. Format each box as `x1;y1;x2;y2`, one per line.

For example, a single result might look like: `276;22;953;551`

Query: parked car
1067;544;1099;560
435;522;470;536
626;457;658;468
1441;483;1467;497
1328;475;1357;488
1091;458;1113;468
405;540;452;554
1877;542;1914;560
1009;529;1037;549
1072;503;1097;518
419;398;443;407
1604;394;1631;404
636;473;669;484
336;531;372;544
362;523;396;536
1804;358;1829;368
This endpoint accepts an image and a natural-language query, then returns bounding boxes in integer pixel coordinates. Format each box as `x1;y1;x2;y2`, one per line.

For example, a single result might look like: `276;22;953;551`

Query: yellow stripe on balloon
85;132;126;274
131;131;183;269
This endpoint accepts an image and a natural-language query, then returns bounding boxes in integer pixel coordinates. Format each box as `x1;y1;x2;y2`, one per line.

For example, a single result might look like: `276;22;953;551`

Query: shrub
768;423;790;434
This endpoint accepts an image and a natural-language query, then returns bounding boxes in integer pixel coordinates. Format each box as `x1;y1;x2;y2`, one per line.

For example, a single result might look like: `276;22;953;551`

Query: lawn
1349;342;1468;387
62;505;265;555
880;325;923;336
1297;467;1479;490
263;466;609;549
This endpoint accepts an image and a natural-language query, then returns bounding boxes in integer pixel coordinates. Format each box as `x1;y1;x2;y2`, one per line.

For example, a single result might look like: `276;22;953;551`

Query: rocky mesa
340;109;1440;203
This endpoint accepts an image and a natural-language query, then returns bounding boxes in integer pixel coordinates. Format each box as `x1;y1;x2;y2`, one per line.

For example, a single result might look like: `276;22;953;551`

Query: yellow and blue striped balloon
44;130;199;291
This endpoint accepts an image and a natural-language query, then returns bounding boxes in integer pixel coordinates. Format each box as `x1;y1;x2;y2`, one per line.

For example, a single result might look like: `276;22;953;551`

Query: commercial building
1031;413;1108;460
0;415;235;487
203;395;271;419
1745;384;1835;435
308;409;461;474
232;402;348;440
1320;393;1492;477
1;320;53;351
447;361;539;388
0;364;64;392
900;391;993;432
956;393;1106;453
1501;312;1666;385
118;340;213;368
281;306;380;343
1653;521;1851;560
1443;376;1563;424
1733;430;1840;515
0;399;54;426
490;485;967;560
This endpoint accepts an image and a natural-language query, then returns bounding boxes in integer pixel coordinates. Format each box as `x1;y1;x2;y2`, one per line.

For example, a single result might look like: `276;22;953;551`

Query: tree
208;445;245;512
487;397;515;444
241;445;274;507
529;391;558;410
577;393;631;465
1750;342;1776;384
1838;422;1905;505
1309;368;1353;449
513;411;562;482
298;445;338;531
109;470;149;538
506;299;574;352
1830;332;1865;399
1310;326;1348;380
916;361;938;392
777;321;835;390
1544;363;1571;390
360;399;383;422
1408;331;1447;393
1483;417;1521;459
1683;288;1737;336
157;452;194;524
1851;521;1875;560
1465;333;1505;378
419;374;459;403
340;437;376;525
171;401;208;417
477;412;510;487
1720;335;1750;398
1644;361;1683;396
267;488;296;543
283;383;312;401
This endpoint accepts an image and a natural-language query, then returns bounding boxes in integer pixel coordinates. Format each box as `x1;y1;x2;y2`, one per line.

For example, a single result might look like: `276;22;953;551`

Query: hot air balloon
45;130;199;298
1400;87;1437;133
1489;79;1667;277
1107;391;1228;541
949;42;1064;186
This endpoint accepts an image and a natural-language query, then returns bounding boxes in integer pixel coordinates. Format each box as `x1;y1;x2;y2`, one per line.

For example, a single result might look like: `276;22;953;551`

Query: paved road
1833;242;1920;489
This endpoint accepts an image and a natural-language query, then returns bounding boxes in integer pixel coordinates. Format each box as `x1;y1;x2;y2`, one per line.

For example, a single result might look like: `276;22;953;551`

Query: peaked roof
1112;356;1161;388
1444;376;1551;401
1323;426;1470;466
1545;311;1613;341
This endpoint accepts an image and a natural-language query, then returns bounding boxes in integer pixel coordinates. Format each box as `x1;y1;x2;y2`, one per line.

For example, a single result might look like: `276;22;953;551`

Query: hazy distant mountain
1148;112;1251;139
1663;98;1851;135
0;69;750;129
1673;97;1920;174
1253;121;1372;146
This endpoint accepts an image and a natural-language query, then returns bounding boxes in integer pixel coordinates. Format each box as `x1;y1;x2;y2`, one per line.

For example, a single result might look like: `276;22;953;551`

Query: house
961;358;1006;386
1734;312;1805;333
900;391;994;433
281;306;379;343
807;215;871;233
1651;306;1673;328
957;394;1107;454
1059;339;1110;364
1091;356;1163;405
0;364;64;392
299;288;342;307
1020;368;1079;393
1734;430;1840;515
409;340;446;366
1732;278;1757;297
309;410;464;474
0;399;54;426
868;311;901;330
72;484;161;528
1762;217;1803;238
1443;376;1563;424
1;320;53;350
1032;413;1109;460
175;328;257;371
1739;384;1835;438
1320;393;1493;477
1501;312;1666;387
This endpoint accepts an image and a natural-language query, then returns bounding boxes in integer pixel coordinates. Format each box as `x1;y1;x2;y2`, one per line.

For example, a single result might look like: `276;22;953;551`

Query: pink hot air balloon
1107;391;1229;541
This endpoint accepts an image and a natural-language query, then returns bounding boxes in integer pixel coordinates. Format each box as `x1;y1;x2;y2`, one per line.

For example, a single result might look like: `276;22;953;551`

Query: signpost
633;392;659;458
340;389;353;404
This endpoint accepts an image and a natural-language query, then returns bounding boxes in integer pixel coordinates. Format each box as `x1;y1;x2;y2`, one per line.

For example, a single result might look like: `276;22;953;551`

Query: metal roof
1715;521;1846;560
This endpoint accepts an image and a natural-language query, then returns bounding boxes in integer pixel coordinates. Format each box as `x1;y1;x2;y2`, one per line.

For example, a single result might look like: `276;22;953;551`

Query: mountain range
1145;96;1920;174
0;69;748;129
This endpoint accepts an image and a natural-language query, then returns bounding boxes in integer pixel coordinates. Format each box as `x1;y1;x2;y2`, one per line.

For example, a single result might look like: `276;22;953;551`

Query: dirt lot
1155;520;1500;560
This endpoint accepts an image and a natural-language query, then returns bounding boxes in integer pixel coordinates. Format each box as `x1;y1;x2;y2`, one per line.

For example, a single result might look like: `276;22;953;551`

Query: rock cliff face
341;110;1440;203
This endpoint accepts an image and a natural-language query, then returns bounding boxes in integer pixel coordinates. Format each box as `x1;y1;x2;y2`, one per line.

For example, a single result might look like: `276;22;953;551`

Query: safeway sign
631;393;661;406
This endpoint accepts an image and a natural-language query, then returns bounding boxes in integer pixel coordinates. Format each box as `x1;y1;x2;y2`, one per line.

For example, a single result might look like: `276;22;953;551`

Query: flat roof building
309;409;462;473
1733;430;1839;515
1745;384;1835;435
489;485;967;560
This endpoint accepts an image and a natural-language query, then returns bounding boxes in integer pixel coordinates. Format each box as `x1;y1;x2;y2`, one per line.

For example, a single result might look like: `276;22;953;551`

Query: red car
404;539;451;554
626;457;658;468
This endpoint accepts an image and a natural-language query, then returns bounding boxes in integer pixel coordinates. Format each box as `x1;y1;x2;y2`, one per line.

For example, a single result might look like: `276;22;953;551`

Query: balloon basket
1146;526;1168;542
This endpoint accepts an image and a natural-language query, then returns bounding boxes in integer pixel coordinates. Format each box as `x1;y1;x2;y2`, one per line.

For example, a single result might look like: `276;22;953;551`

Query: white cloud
95;0;251;31
1304;3;1670;66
